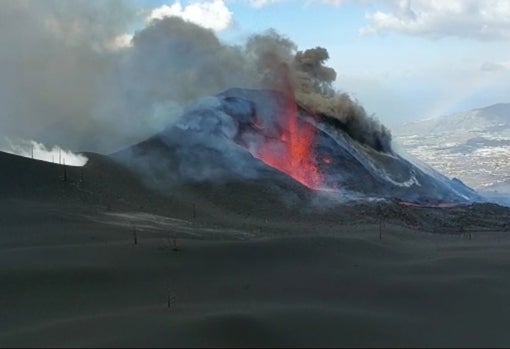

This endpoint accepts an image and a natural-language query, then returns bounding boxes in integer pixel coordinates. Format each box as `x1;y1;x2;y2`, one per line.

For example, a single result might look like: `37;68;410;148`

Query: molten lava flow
255;93;323;190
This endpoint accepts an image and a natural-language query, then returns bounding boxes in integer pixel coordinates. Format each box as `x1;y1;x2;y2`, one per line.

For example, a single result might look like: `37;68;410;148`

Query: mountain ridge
395;102;510;199
397;102;510;136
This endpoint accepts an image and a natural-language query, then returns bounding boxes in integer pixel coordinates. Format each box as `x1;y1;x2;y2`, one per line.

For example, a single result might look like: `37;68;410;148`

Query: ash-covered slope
114;88;481;204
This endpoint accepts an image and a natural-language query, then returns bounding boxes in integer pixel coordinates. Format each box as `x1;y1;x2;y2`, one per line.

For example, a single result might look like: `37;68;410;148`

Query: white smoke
0;1;389;158
1;139;88;167
114;95;265;190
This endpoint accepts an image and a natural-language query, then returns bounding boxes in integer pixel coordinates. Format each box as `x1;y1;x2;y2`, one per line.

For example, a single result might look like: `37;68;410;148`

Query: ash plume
242;31;392;152
0;1;390;156
292;47;392;152
0;0;135;152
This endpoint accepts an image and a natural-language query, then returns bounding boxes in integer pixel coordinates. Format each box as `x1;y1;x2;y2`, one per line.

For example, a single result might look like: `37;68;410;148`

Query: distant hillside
395;103;510;194
397;103;510;136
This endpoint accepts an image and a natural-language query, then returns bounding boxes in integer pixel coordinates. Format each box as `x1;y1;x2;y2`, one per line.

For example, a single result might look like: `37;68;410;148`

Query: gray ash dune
0;147;315;228
0;150;185;215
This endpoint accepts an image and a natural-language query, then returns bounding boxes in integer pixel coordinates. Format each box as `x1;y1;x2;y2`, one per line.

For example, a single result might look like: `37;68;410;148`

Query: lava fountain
252;91;323;190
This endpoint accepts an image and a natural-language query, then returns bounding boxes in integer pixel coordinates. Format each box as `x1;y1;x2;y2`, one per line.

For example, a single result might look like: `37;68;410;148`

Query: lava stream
254;94;323;189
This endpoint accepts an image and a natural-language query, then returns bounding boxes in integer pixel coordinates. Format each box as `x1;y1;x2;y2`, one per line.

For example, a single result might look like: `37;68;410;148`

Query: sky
134;0;510;127
1;0;510;154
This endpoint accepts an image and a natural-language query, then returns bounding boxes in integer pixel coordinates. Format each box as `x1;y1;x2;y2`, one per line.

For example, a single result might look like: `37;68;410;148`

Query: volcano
113;88;480;206
3;93;510;349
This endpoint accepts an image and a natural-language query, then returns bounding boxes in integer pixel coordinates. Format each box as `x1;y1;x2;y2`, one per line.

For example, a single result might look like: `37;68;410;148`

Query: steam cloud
1;138;88;167
0;1;390;155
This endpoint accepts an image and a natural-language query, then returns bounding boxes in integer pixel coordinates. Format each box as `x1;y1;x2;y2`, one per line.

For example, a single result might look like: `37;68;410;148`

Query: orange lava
255;93;323;190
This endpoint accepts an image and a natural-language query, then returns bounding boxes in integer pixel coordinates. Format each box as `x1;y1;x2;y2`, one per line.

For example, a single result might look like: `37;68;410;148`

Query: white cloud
247;0;285;8
148;0;233;31
481;61;510;73
108;33;134;50
361;0;510;40
316;0;348;5
245;0;349;9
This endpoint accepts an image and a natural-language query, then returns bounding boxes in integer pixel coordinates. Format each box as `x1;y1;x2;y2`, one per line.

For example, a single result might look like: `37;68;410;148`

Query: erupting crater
251;93;323;190
117;87;483;205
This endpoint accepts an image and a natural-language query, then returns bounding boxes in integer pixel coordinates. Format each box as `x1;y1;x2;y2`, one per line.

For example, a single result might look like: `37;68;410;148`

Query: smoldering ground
0;0;390;156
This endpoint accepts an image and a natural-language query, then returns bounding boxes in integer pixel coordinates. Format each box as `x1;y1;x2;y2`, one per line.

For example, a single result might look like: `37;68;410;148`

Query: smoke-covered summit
114;87;480;205
0;1;388;156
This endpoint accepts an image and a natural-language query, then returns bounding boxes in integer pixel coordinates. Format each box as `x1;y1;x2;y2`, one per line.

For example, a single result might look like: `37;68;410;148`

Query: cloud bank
362;0;510;40
148;0;233;31
238;0;510;41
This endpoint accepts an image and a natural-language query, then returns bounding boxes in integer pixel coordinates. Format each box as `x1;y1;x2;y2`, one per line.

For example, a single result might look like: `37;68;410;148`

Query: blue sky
134;0;510;127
